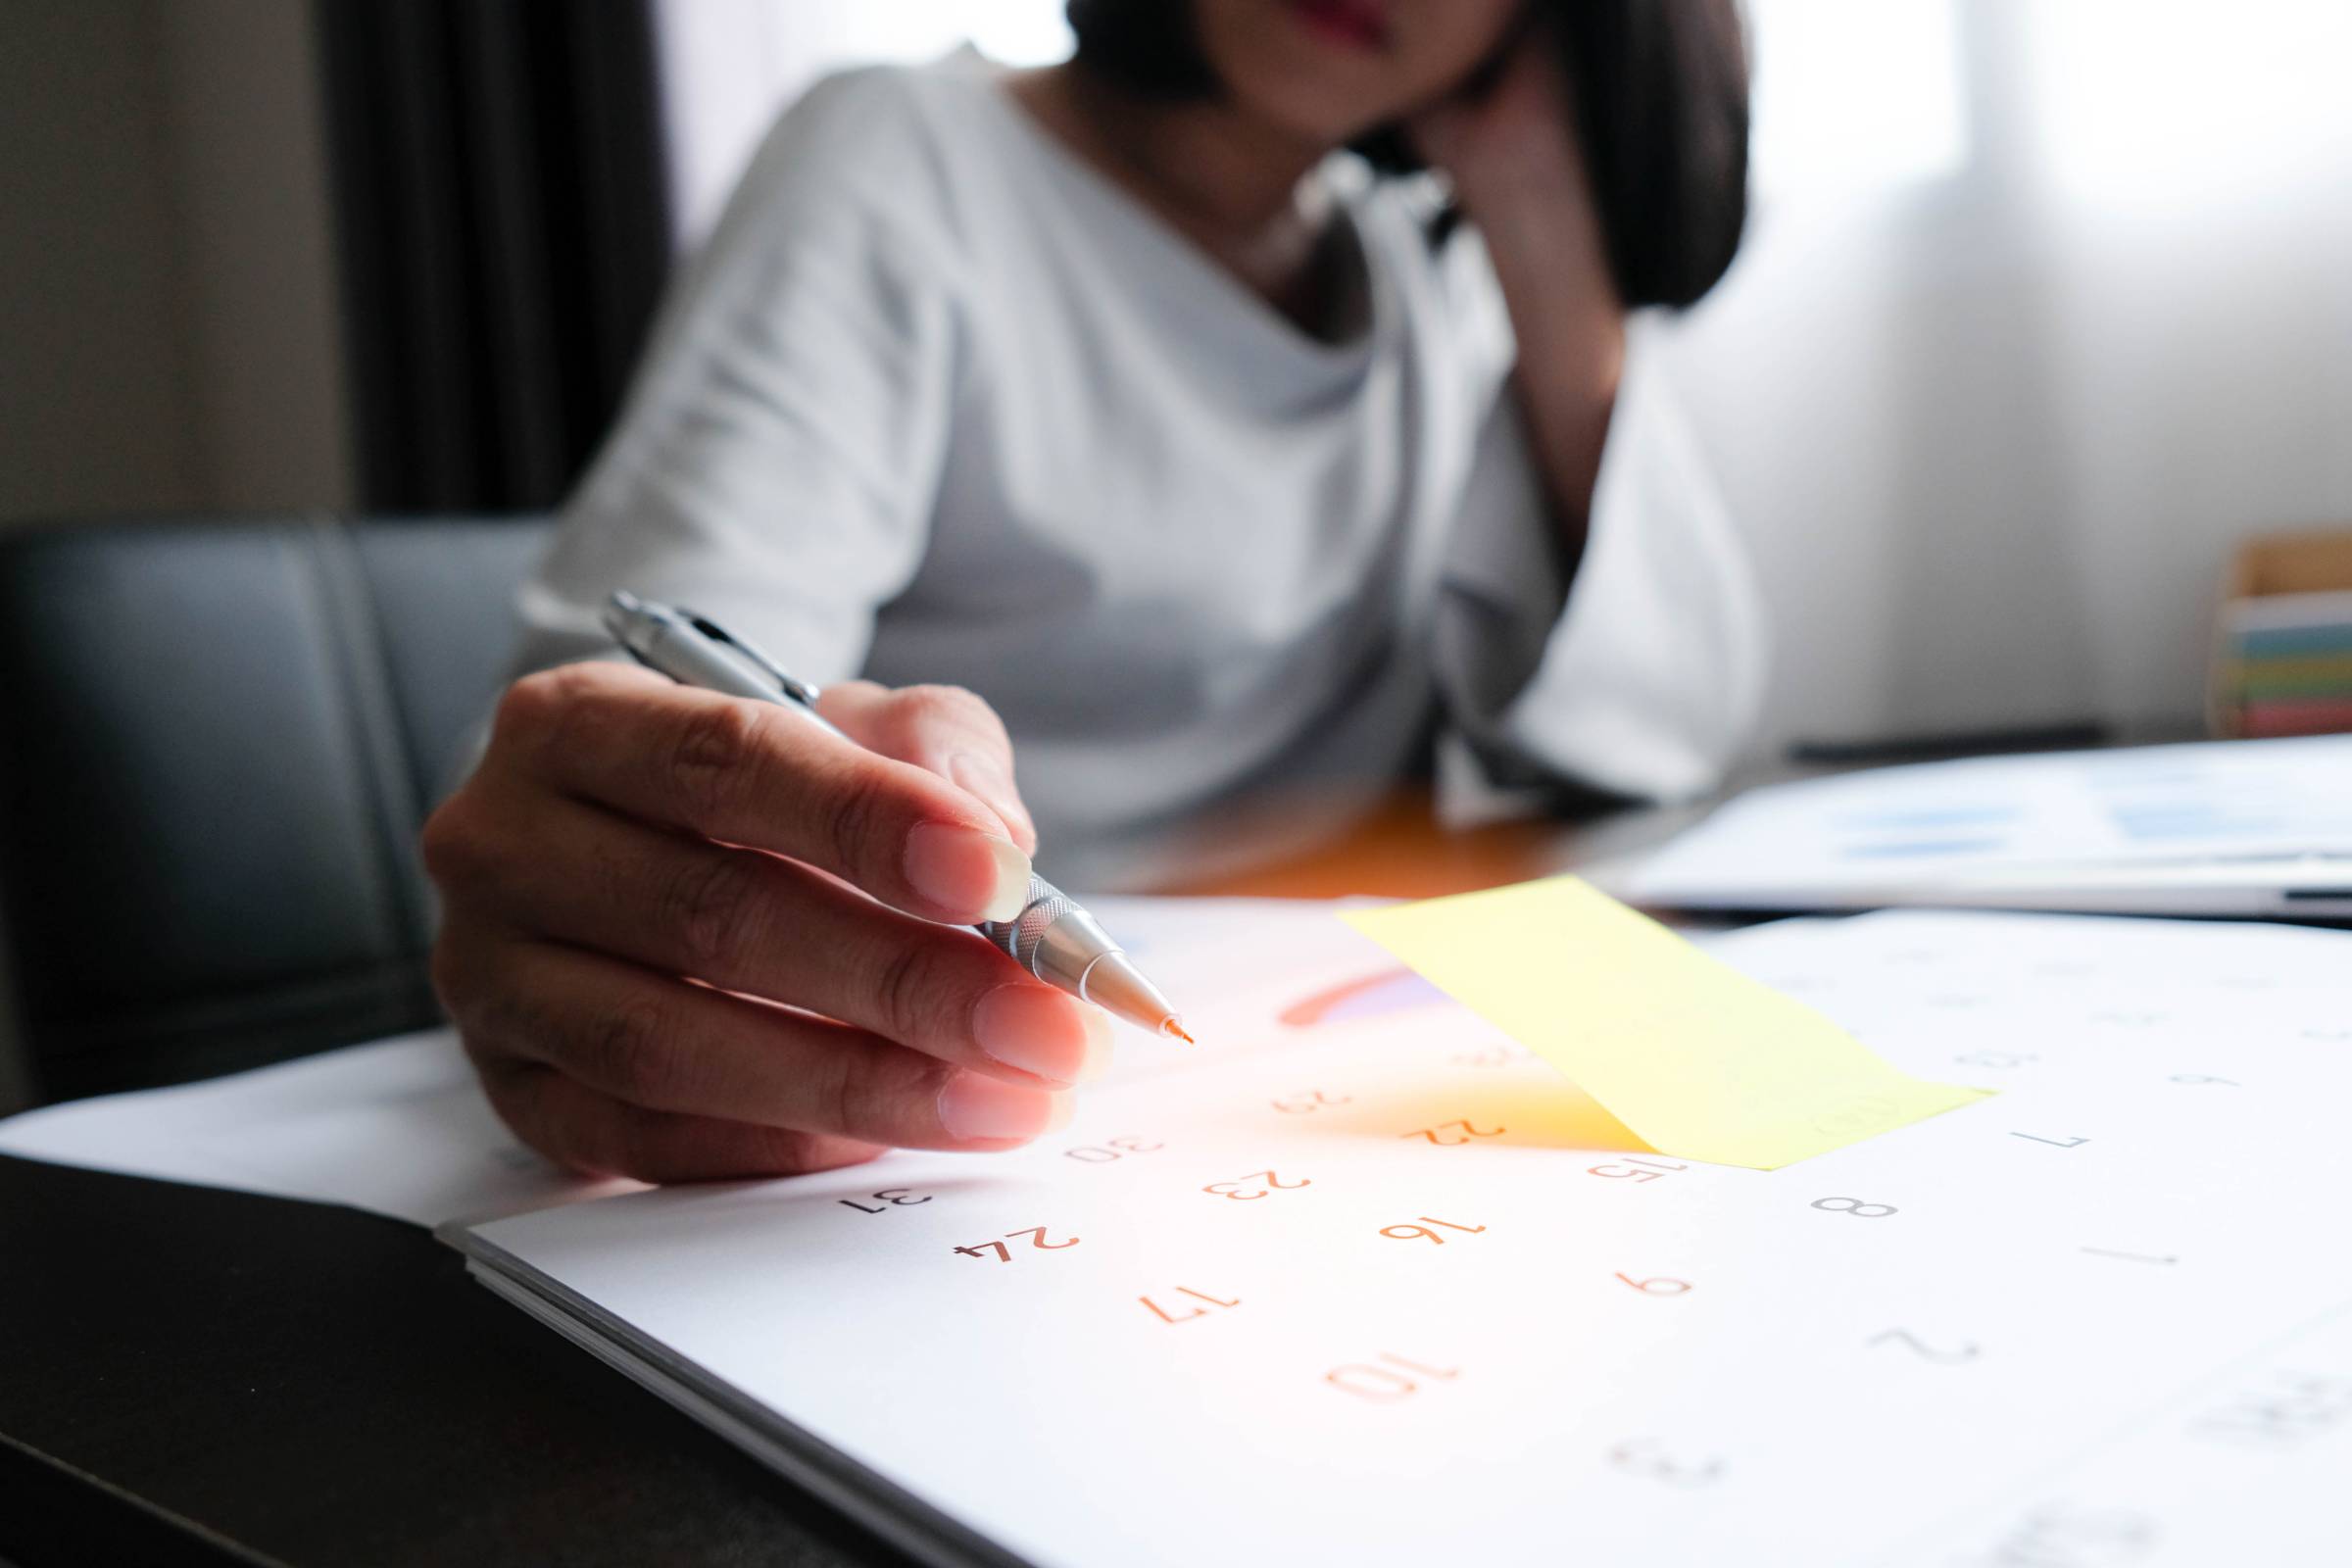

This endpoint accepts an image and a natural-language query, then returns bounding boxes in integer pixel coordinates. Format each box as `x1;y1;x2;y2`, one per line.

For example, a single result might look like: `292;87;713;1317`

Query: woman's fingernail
973;984;1099;1084
938;1073;1062;1143
904;822;1031;921
950;752;1034;845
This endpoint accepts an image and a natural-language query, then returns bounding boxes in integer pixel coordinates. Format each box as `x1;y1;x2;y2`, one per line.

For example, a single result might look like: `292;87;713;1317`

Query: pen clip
675;606;823;710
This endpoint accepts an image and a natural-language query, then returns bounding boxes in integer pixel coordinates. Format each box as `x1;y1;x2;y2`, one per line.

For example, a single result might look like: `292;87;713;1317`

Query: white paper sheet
457;909;2352;1568
1621;735;2352;914
0;1028;635;1225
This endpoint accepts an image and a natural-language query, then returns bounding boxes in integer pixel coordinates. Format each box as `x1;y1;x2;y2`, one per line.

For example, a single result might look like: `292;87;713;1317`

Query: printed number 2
1609;1439;1725;1489
1870;1328;1980;1364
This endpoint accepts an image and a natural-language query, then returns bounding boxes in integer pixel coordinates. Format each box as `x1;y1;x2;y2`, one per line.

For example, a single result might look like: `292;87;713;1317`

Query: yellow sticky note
1343;876;1987;1169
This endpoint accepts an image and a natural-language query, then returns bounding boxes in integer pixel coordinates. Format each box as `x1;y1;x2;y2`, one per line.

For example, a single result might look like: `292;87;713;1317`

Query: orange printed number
1326;1352;1461;1402
1401;1119;1504;1147
1201;1170;1311;1201
1380;1216;1487;1245
1141;1287;1242;1324
954;1226;1079;1261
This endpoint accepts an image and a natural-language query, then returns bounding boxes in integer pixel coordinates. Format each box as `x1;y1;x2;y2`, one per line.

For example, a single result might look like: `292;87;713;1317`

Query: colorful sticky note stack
2216;589;2352;738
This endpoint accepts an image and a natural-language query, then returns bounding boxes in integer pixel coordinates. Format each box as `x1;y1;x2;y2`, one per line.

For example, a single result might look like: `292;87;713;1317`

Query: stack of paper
1622;735;2352;918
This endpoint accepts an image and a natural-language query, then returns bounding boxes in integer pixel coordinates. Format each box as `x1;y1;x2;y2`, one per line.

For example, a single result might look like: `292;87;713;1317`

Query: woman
423;0;1762;1181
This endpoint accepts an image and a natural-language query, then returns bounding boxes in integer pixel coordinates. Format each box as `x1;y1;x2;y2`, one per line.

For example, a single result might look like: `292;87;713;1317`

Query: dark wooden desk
0;1154;925;1568
0;794;1702;1567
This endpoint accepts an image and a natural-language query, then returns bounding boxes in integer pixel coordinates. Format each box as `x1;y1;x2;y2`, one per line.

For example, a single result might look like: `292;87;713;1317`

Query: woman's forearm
1465;182;1626;571
1417;30;1630;572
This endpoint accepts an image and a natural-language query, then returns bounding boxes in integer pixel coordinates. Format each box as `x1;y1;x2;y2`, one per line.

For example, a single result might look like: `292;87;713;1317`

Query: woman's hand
422;661;1106;1183
1408;24;1602;255
1410;24;1625;553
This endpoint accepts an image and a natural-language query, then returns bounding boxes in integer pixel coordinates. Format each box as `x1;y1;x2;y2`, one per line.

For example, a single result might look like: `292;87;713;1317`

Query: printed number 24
955;1226;1079;1262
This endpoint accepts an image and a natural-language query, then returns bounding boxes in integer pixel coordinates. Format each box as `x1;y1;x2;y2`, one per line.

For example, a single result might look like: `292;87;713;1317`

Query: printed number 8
1811;1196;1898;1218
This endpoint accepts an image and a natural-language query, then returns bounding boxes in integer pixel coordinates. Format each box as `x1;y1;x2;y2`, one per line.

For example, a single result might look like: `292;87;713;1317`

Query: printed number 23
1202;1171;1309;1200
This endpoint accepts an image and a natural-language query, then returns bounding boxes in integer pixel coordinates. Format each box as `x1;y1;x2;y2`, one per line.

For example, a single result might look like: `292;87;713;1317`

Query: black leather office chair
0;514;553;1104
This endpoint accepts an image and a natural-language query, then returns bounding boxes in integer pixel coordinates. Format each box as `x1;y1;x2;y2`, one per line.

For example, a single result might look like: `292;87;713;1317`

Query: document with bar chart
1623;735;2352;918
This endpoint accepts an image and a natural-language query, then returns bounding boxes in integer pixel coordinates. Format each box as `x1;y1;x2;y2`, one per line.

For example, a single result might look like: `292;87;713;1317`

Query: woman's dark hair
1064;0;1749;309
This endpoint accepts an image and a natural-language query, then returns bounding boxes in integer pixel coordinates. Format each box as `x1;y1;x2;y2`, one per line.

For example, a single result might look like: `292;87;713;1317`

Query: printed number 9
1811;1196;1898;1218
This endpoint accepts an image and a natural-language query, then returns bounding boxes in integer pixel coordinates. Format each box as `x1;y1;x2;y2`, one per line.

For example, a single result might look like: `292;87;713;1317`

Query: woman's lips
1287;0;1393;53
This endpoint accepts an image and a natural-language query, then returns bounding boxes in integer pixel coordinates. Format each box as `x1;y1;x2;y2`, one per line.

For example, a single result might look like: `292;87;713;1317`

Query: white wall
0;3;205;522
1656;0;2352;753
152;0;352;516
653;0;1072;248
0;0;351;527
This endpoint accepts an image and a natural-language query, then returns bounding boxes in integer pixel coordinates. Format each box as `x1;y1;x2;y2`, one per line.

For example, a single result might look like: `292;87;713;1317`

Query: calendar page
454;906;2352;1568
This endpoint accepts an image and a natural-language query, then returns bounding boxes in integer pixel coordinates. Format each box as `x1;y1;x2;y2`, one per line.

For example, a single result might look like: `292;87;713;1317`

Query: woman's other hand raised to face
1188;0;1523;150
423;662;1108;1183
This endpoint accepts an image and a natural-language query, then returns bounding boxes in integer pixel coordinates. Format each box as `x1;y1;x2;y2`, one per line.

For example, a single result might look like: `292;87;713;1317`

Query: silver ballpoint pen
601;591;1193;1043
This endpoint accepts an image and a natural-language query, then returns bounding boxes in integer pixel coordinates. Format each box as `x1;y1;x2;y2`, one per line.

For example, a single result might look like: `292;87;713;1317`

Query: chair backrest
0;514;553;1104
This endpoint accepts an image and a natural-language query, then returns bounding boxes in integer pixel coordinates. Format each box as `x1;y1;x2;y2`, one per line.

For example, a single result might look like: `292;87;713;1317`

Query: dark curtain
317;0;672;513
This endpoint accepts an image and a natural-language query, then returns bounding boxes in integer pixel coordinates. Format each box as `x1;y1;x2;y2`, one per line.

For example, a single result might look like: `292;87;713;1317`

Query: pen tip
1161;1018;1195;1045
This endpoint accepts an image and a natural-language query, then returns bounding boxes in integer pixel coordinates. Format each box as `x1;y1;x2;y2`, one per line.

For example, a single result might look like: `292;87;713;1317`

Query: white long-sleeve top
515;55;1767;889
